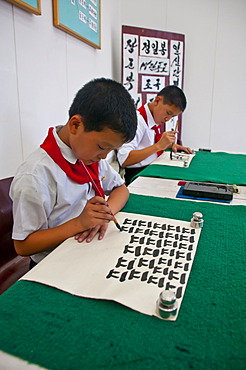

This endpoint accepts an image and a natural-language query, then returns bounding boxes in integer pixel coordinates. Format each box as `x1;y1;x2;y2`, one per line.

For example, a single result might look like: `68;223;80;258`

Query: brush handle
79;160;121;230
79;160;104;198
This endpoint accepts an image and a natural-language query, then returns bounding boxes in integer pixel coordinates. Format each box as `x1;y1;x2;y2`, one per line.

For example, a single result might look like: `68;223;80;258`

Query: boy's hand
75;223;108;243
77;196;113;231
172;144;193;154
157;131;176;151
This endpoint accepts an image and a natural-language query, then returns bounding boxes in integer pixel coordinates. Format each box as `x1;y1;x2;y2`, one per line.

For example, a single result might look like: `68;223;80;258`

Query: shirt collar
53;126;77;164
144;103;157;128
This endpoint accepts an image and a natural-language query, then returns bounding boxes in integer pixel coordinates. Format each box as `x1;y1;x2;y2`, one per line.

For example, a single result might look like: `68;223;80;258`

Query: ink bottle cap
159;290;176;306
190;212;204;228
193;212;203;220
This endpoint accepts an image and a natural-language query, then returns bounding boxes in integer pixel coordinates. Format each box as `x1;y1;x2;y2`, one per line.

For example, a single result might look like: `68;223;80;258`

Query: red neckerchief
40;127;104;197
138;104;163;156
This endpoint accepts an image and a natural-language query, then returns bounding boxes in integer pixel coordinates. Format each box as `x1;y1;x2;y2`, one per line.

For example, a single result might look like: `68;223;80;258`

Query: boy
10;78;137;267
117;85;192;185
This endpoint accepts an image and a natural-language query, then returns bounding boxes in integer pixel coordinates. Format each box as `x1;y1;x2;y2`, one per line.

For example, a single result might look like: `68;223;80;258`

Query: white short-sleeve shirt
117;103;158;168
10;126;124;263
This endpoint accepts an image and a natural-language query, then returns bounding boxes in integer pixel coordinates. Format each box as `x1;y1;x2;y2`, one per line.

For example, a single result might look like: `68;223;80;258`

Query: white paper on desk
22;212;201;321
151;151;195;167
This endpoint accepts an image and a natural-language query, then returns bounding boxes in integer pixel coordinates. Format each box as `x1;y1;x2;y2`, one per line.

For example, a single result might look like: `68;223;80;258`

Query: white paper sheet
151;151;195;167
22;212;201;321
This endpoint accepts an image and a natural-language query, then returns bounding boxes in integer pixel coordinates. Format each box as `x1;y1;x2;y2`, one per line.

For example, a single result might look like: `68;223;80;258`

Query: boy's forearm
14;186;129;257
122;144;159;167
107;184;129;214
14;217;83;257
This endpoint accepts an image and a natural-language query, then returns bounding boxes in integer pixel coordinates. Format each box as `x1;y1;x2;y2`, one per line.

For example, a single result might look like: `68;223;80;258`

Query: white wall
0;0;121;179
121;0;246;153
1;0;246;179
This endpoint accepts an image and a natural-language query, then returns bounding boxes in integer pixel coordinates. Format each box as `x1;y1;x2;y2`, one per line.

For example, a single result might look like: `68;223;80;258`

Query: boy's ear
68;115;84;134
154;95;163;105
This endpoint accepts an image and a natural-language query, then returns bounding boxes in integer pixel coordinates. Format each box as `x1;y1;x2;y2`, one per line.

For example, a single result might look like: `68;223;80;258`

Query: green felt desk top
0;194;245;369
134;151;246;185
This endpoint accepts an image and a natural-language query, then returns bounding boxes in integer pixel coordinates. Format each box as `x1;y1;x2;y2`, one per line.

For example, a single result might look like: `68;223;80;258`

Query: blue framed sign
5;0;41;15
53;0;101;49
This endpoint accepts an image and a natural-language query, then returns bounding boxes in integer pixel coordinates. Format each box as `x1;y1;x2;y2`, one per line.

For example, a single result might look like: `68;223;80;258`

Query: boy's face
69;119;125;165
152;96;181;125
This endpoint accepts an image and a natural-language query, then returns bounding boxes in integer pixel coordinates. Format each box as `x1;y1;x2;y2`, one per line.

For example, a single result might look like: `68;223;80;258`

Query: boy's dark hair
69;78;137;143
157;85;187;112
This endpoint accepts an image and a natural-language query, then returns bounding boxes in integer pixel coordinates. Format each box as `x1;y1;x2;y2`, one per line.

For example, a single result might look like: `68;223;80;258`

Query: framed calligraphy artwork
122;25;185;141
53;0;101;49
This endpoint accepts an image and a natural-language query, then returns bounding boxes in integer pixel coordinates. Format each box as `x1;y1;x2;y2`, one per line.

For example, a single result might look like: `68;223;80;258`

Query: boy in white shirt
117;85;192;185
10;78;137;266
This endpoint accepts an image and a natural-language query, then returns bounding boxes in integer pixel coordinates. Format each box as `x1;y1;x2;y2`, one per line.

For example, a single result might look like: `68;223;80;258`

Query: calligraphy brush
79;160;122;231
170;120;179;160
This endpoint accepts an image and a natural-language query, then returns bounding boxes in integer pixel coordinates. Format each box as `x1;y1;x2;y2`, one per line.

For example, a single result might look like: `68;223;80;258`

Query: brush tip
115;222;122;231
